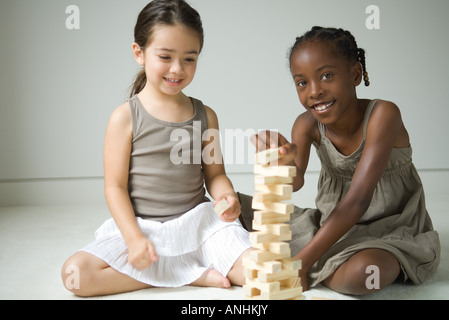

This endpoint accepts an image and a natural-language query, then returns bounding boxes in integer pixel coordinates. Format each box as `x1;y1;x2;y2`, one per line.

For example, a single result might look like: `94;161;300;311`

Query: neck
139;83;187;109
326;98;366;137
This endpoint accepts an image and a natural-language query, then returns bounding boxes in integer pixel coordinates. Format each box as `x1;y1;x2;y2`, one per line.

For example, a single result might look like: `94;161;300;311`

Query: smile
164;78;183;85
312;101;334;112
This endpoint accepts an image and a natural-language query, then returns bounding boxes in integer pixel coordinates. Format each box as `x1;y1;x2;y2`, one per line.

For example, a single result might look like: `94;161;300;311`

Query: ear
132;42;145;66
352;62;363;86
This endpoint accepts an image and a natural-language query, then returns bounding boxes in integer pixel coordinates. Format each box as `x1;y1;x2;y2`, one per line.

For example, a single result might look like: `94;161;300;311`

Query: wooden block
281;258;302;271
249;230;292;245
243;257;282;274
243;285;261;297
243;268;258;280
214;198;230;216
252;200;294;214
249;249;291;263
255;184;293;197
253;191;291;202
253;241;291;255
244;285;303;300
257;268;298;282
254;164;296;178
251;223;291;235
245;278;281;293
253;211;291;225
280;277;302;288
255;175;293;185
254;147;281;165
260;286;303;300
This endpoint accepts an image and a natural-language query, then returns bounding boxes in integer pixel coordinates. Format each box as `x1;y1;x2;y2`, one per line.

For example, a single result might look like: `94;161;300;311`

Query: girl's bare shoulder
292;111;320;144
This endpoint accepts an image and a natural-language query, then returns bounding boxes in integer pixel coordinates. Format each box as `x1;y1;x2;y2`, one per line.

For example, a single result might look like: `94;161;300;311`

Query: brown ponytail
130;69;147;98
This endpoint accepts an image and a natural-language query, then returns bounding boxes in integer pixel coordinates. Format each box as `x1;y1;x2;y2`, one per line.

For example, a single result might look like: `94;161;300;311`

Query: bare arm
201;106;240;222
103;103;158;268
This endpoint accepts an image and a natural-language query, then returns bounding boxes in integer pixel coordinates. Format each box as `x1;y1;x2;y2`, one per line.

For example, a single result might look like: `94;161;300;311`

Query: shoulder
292;111;320;144
367;99;409;147
370;99;402;123
202;104;219;129
107;102;132;133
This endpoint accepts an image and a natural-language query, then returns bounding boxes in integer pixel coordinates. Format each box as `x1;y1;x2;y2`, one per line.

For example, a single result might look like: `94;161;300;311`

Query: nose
309;80;324;99
170;59;184;74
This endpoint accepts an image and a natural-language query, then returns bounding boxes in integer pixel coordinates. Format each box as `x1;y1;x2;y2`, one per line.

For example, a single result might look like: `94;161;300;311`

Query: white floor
0;172;447;300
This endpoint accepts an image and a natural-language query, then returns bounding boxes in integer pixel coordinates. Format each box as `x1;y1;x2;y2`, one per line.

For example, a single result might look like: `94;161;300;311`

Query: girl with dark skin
250;27;439;295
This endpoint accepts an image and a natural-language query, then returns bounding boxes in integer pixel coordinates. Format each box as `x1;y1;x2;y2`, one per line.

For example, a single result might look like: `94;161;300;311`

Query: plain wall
1;0;448;206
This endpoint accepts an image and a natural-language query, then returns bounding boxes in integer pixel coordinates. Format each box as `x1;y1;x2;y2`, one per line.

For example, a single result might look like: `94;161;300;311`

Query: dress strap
362;99;378;138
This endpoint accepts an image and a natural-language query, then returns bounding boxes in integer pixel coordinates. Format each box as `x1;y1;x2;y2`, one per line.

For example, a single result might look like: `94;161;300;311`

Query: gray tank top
127;95;209;222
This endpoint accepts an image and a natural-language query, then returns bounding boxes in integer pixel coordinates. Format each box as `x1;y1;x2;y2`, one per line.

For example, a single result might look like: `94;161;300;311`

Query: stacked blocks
243;148;304;300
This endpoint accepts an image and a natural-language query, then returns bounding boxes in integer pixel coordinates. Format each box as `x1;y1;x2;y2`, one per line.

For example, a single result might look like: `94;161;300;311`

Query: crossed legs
61;248;251;297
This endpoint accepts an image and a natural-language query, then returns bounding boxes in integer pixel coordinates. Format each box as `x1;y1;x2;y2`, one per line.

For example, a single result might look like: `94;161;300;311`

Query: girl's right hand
127;237;159;270
250;130;297;166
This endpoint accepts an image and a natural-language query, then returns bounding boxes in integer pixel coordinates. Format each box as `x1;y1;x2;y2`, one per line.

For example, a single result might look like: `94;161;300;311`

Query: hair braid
289;26;370;86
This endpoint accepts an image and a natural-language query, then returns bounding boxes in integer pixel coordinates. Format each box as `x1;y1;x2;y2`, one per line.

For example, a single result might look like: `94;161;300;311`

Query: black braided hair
289;26;370;86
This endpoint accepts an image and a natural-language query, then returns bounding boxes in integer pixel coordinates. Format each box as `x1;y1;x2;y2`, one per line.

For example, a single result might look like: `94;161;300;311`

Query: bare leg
226;248;253;286
322;248;401;295
61;251;151;297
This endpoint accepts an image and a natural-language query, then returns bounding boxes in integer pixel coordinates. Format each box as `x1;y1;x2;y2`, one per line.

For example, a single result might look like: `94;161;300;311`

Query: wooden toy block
259;286;303;300
243;257;282;274
253;211;291;225
249;229;292;245
251;223;291;234
255;184;293;197
244;278;303;300
252;199;294;214
280;277;302;289
253;241;291;255
254;147;282;165
257;268;298;282
253;191;291;202
249;249;291;263
244;278;281;293
255;175;293;185
281;258;302;271
213;198;230;216
243;268;258;280
254;164;296;178
243;286;261;297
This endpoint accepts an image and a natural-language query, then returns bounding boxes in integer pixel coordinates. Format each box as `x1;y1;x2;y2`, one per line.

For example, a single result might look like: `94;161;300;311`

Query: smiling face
290;40;362;125
133;24;201;97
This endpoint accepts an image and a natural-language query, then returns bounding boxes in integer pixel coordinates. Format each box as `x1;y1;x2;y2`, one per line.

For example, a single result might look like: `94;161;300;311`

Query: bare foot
190;269;231;288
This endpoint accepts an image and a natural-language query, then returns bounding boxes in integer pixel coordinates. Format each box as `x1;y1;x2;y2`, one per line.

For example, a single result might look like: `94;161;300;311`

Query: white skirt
80;202;251;287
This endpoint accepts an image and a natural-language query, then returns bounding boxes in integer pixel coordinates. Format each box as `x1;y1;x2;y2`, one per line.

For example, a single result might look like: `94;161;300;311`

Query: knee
61;252;96;297
338;250;400;295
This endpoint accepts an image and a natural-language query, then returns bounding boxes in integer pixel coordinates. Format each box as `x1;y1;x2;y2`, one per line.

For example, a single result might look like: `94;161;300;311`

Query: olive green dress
239;99;440;287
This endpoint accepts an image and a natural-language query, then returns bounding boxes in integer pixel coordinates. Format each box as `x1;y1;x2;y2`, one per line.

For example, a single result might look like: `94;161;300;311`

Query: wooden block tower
243;148;304;300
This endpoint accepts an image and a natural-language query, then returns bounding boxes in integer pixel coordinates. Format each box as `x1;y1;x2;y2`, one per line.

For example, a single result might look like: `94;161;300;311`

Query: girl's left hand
214;194;241;223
